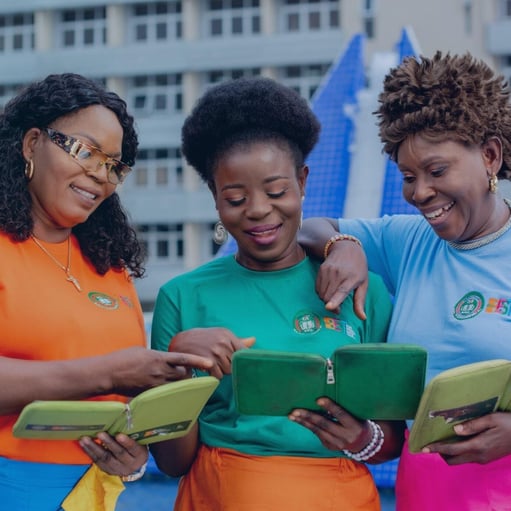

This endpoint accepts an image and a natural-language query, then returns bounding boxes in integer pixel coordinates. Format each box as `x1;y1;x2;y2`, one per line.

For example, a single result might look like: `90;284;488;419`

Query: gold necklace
31;235;82;292
448;198;511;251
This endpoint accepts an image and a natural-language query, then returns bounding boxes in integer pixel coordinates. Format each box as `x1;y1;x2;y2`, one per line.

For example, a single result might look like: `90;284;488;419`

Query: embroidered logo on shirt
119;295;134;308
453;291;484;320
324;317;357;339
485;297;511;316
88;292;119;310
292;312;357;339
293;312;322;334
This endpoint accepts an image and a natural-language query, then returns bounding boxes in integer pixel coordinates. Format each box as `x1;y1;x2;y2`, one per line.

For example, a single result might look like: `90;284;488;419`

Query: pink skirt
396;431;511;510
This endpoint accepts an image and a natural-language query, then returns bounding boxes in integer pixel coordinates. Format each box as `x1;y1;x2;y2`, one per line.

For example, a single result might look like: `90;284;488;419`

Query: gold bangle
323;234;362;260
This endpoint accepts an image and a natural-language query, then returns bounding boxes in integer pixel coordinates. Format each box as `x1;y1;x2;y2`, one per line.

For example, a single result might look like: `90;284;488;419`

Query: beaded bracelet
342;420;385;462
323;234;362;260
121;460;147;482
121;446;149;482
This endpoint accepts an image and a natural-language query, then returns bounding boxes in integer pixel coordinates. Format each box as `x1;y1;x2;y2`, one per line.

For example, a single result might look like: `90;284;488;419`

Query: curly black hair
376;51;511;179
0;73;145;277
181;76;320;187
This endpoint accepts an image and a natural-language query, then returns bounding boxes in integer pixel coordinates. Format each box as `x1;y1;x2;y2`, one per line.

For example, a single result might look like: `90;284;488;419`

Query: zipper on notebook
326;358;335;384
125;403;133;430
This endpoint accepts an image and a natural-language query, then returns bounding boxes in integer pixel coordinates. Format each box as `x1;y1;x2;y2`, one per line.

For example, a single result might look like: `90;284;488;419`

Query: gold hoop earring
213;221;228;245
24;159;34;181
489;174;498;194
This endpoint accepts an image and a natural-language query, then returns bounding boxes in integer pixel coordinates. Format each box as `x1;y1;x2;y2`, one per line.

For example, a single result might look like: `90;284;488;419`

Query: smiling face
213;140;308;271
23;105;123;240
397;133;505;242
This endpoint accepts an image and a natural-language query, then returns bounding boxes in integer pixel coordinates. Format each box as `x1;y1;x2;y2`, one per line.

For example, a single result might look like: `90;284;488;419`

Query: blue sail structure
302;33;366;219
379;26;421;215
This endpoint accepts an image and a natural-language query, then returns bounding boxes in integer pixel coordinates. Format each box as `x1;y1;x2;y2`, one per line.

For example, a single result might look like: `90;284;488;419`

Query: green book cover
232;344;427;420
12;376;219;445
408;359;511;453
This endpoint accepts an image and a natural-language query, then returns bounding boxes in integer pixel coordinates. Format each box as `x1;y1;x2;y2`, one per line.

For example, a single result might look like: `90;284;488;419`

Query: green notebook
232;344;427;420
12;376;219;445
408;359;511;453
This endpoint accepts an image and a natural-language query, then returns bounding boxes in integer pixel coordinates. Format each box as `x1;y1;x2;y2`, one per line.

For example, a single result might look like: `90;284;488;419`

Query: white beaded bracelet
121;461;147;482
342;420;385;462
121;445;149;483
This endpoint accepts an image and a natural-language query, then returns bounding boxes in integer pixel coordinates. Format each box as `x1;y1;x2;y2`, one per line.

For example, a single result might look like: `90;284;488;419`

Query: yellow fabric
61;464;125;511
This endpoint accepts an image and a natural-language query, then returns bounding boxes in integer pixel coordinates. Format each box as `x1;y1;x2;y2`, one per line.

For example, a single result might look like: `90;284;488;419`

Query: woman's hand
169;328;256;380
0;348;216;415
422;411;511;465
79;432;148;477
316;241;369;319
289;397;371;452
298;217;369;320
107;347;215;396
289;397;405;462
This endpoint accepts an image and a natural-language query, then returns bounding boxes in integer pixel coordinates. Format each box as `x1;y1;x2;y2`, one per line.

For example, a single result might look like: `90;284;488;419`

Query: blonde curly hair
376;51;511;178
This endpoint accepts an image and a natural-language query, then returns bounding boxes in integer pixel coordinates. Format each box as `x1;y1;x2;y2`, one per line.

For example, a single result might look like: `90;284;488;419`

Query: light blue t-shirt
338;215;511;384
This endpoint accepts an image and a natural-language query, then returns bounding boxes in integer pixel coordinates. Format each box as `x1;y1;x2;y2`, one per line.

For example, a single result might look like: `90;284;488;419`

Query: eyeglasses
43;127;132;185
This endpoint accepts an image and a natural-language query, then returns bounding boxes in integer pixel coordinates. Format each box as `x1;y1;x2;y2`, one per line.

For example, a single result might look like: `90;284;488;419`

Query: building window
129;148;183;190
137;224;184;263
0;82;25;112
203;67;261;90
0;13;34;52
362;0;375;39
204;0;260;37
128;74;183;116
280;0;339;32
463;0;472;34
501;0;511;16
499;55;511;88
129;2;182;42
363;17;374;38
57;7;106;48
278;63;330;100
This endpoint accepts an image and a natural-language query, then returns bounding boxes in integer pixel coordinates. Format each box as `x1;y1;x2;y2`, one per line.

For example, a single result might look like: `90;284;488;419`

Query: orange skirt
174;445;380;511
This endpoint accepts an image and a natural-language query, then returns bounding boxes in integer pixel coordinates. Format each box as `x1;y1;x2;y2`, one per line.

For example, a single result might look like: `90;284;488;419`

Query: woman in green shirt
150;76;404;511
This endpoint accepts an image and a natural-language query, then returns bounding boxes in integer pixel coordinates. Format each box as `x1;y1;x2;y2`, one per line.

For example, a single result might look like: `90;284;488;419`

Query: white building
0;0;508;308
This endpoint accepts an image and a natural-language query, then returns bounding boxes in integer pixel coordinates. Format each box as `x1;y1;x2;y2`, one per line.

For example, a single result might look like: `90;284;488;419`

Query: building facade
0;0;508;308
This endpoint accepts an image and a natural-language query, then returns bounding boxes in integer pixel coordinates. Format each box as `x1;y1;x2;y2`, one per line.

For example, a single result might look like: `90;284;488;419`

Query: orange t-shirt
0;232;146;464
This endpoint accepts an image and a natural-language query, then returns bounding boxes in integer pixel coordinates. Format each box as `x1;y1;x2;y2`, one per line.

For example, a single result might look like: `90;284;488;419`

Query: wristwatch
121;461;147;482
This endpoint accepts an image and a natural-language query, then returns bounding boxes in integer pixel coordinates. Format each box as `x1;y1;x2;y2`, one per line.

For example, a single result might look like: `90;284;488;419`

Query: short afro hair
181;76;320;185
376;51;511;178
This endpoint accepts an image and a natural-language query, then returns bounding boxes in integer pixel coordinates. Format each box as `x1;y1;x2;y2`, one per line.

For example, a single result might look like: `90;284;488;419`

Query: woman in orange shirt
0;73;212;510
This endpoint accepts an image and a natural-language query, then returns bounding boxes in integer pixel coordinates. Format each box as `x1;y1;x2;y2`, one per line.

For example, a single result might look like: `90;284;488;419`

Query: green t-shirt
152;256;392;457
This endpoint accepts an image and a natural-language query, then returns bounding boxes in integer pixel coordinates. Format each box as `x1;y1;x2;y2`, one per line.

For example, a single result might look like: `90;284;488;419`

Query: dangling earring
489;174;498;194
24;159;34;181
213;221;228;245
299;196;304;230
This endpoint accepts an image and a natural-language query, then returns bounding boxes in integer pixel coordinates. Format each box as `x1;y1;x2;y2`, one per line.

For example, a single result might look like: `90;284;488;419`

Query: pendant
66;273;82;292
